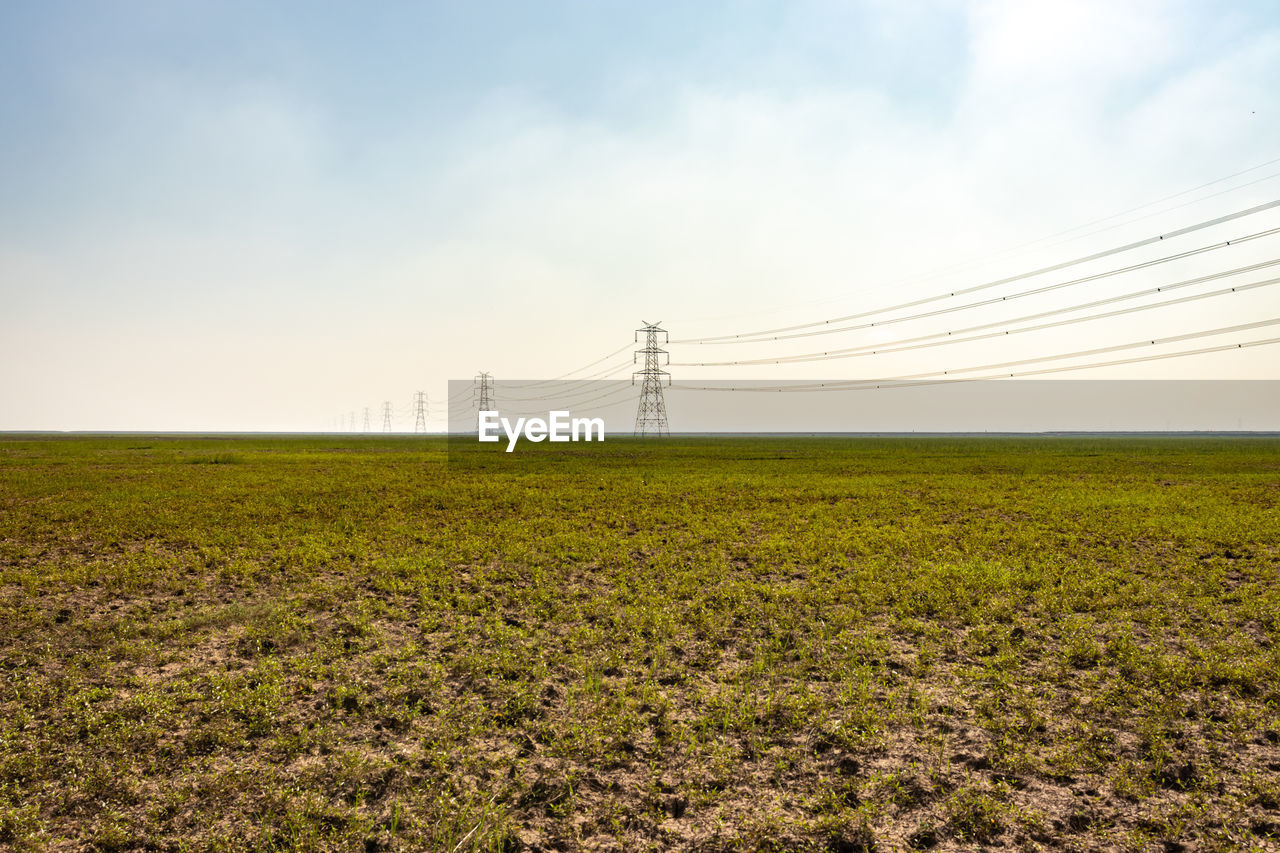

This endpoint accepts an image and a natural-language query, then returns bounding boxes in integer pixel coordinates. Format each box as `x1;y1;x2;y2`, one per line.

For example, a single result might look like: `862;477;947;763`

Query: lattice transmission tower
475;372;495;410
362;407;371;433
382;401;393;433
474;372;495;431
413;391;428;433
633;321;670;436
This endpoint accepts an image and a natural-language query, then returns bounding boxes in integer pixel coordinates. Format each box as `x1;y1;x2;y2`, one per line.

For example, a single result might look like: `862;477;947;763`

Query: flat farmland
1;435;1278;852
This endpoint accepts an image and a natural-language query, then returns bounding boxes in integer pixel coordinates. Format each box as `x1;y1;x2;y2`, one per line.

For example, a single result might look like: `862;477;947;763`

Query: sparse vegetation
0;435;1277;850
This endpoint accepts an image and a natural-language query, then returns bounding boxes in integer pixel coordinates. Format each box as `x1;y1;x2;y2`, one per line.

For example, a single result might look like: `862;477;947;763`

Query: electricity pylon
475;372;495;410
474;372;495;434
413;391;428;433
634;321;670;436
349;410;356;432
382;401;393;433
362;407;371;433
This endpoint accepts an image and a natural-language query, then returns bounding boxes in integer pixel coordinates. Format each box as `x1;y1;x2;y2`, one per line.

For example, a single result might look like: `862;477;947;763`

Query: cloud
3;1;1280;429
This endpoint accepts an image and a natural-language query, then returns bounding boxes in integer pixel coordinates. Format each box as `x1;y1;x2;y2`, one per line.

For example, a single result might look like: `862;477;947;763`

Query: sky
2;0;1280;431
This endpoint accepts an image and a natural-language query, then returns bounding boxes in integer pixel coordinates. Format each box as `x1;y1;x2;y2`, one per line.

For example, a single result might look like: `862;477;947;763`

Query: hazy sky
3;1;1280;431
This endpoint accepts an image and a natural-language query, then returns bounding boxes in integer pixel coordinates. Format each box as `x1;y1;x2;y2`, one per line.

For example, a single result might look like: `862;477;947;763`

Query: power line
676;198;1280;344
1023;169;1280;257
697;258;1280;361
512;344;635;389
494;384;639;418
945;335;1280;382
672;317;1280;391
674;267;1280;367
903;317;1280;380
675;336;1280;394
495;365;638;403
866;167;1280;295
491;353;638;404
678;154;1280;326
1075;156;1280;227
497;380;633;404
573;359;634;380
685;225;1280;346
701;336;1280;392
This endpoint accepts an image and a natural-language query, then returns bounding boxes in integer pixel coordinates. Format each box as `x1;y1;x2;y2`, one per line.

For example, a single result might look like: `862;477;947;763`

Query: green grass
0;434;1278;851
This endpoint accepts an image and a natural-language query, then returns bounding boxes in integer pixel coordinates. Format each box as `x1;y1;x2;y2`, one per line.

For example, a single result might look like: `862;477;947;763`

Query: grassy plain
0;434;1278;852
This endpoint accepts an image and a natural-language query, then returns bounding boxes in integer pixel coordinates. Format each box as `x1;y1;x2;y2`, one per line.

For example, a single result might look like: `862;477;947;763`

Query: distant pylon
382;401;393;433
413;391;428;433
362;407;371;433
475;372;495;432
633;321;670;436
349;410;356;432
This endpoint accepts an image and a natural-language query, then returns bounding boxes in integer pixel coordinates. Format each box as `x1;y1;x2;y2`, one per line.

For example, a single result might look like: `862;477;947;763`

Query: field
1;435;1278;852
